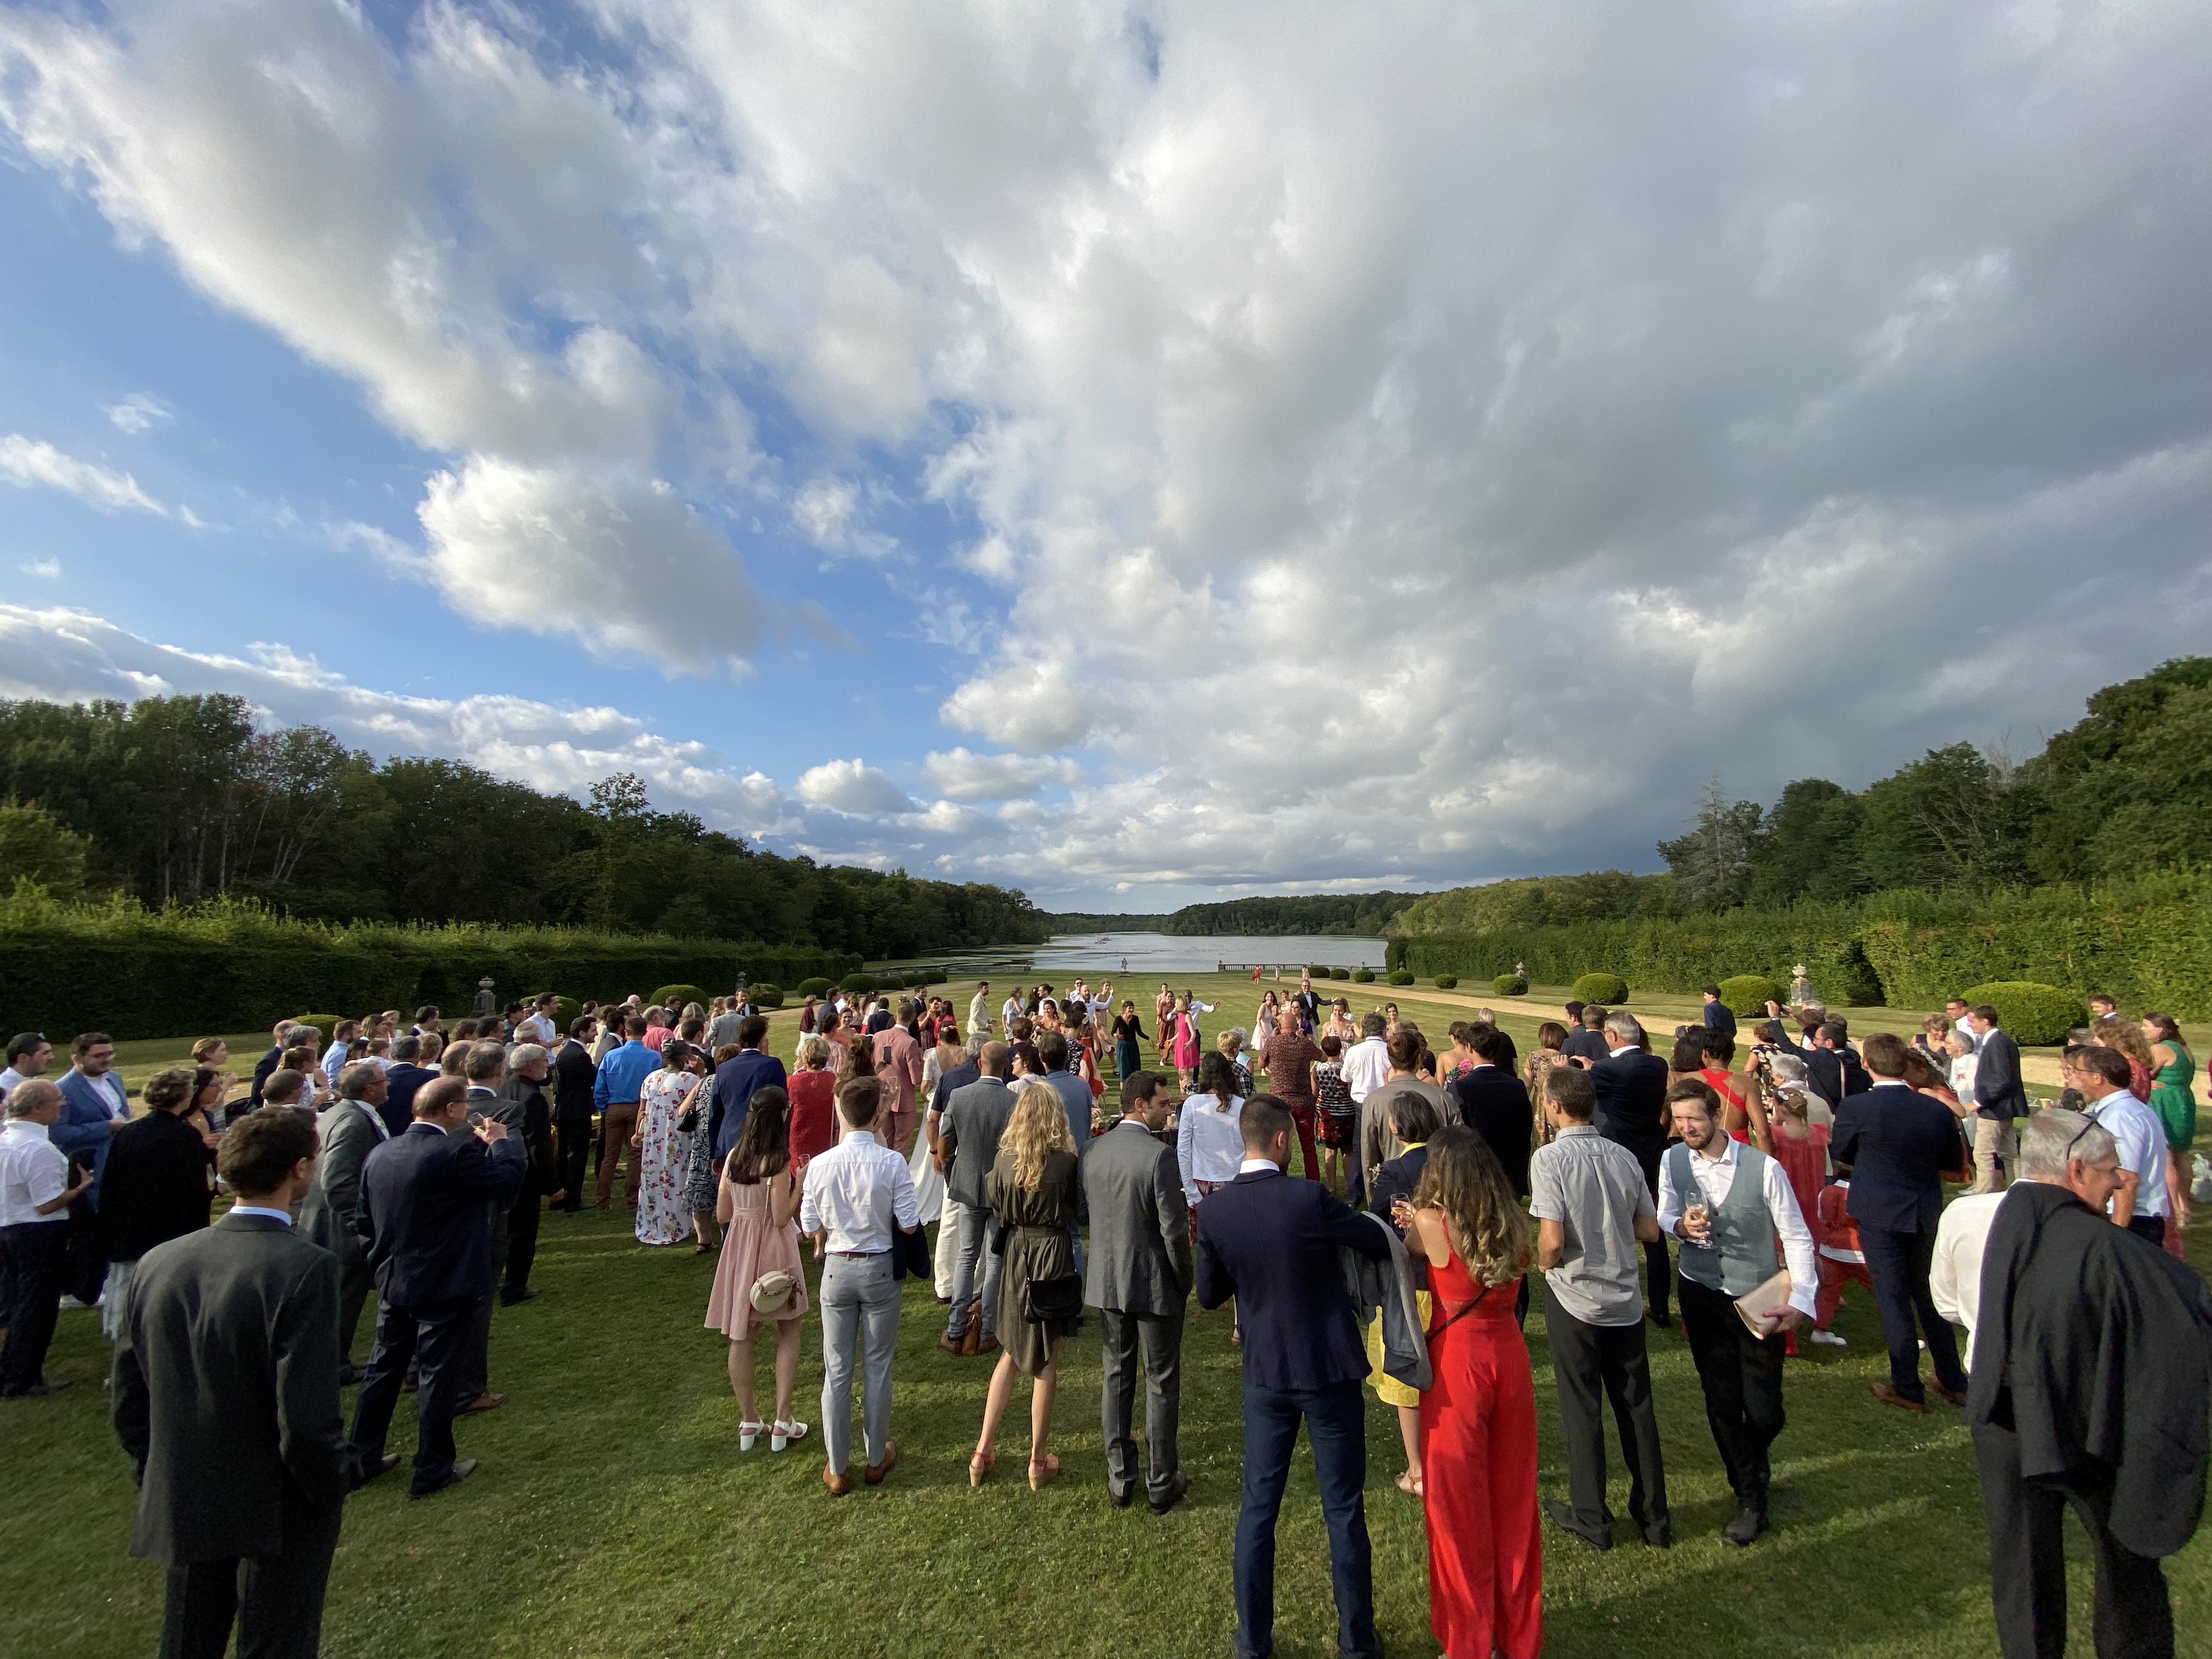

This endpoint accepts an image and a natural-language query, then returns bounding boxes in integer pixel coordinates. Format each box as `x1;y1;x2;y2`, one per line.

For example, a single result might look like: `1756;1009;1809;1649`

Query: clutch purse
1023;1271;1084;1324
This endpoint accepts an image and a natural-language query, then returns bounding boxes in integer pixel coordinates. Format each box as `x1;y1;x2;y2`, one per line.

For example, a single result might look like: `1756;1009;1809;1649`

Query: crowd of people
0;972;2204;1659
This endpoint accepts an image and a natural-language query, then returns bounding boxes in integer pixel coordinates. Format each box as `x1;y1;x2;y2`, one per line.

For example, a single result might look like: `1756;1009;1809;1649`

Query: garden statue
471;976;498;1018
1788;963;1817;1008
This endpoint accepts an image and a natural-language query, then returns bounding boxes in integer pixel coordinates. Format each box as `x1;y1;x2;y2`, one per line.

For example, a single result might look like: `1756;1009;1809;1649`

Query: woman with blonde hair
970;1081;1081;1489
1407;1125;1541;1659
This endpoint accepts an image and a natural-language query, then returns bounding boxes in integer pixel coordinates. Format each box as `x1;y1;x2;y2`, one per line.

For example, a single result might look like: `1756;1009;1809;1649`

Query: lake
935;930;1392;977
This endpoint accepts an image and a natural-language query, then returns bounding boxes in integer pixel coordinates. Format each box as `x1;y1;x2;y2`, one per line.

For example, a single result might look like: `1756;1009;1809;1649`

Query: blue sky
1;1;2207;912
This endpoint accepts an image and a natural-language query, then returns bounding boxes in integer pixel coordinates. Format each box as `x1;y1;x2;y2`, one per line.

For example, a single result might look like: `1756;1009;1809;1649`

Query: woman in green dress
2144;1012;2197;1228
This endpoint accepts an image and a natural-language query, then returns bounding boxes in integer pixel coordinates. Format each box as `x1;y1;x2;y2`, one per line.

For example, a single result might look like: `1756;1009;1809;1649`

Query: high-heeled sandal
969;1451;996;1487
771;1419;808;1452
738;1420;765;1452
1028;1453;1060;1491
1394;1469;1424;1498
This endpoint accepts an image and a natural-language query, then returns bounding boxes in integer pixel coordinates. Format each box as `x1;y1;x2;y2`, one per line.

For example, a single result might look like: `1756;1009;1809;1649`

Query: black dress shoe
357;1453;402;1486
1543;1497;1612;1551
499;1287;543;1307
1150;1470;1192;1516
1109;1485;1135;1509
1723;1504;1769;1547
1642;1521;1673;1548
337;1363;364;1387
3;1378;71;1399
408;1458;478;1499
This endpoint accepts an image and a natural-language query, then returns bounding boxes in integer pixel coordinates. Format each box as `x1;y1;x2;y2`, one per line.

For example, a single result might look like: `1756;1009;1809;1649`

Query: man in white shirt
1001;991;1024;1034
802;1075;920;1495
0;1080;94;1395
0;1031;53;1103
1339;1013;1392;1138
514;995;560;1050
1657;1077;1820;1547
1929;1190;2006;1357
2063;1043;2171;1244
1946;998;1979;1050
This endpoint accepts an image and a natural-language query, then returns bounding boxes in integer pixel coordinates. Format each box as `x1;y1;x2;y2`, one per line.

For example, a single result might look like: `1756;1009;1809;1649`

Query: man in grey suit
938;1041;1015;1357
1084;1070;1192;1514
112;1107;372;1659
299;1061;391;1384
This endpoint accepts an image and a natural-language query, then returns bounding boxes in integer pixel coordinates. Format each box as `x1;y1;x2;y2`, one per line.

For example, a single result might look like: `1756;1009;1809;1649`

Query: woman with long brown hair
1407;1124;1541;1659
706;1085;808;1452
970;1081;1081;1488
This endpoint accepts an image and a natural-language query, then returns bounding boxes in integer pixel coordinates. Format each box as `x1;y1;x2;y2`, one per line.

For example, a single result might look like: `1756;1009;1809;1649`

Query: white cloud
794;758;917;816
102;392;172;433
792;476;857;548
923;747;1083;802
18;559;61;579
0;434;171;517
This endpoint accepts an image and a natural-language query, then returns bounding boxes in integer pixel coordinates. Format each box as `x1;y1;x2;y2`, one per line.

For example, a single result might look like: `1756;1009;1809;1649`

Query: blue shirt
593;1041;659;1108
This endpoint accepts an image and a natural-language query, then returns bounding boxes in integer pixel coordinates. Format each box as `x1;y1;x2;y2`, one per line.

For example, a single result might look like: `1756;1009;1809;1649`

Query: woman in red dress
1407;1125;1542;1659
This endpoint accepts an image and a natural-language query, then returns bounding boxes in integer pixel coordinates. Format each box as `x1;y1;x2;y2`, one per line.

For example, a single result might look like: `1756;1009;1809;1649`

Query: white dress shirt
516;1013;557;1047
1341;1037;1391;1104
228;1205;295;1225
800;1129;920;1253
1928;1190;2007;1348
1657;1137;1820;1317
2084;1088;2171;1218
0;1118;70;1226
1177;1092;1248;1202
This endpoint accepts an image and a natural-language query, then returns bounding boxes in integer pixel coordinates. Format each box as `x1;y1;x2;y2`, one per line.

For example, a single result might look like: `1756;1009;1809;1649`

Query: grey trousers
943;1203;1002;1340
1101;1305;1184;1504
335;1254;373;1367
820;1253;900;1475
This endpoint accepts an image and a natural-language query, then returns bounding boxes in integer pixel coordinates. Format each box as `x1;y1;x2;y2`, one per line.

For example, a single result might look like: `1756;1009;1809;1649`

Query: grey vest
1669;1141;1779;1297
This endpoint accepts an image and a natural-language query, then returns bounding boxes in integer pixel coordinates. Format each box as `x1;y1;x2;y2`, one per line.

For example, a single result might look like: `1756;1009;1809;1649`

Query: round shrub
749;983;784;1010
1491;974;1527;997
1435;975;1460;990
1306;964;1330;978
839;972;878;995
1959;981;2086;1047
1717;974;1782;1020
1571;972;1629;1005
650;984;710;1013
1387;970;1415;986
797;977;834;998
1330;967;1351;980
289;1013;341;1043
911;968;943;988
1352;969;1376;984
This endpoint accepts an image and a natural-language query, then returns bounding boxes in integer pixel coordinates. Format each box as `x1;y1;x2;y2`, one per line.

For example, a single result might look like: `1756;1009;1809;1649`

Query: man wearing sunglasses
2058;1045;2170;1245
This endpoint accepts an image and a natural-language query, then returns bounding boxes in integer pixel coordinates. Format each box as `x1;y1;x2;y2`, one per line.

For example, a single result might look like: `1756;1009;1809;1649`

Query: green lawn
4;978;2202;1657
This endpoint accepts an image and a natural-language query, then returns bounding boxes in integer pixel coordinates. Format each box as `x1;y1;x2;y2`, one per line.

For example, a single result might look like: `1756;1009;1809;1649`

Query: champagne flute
1684;1200;1710;1243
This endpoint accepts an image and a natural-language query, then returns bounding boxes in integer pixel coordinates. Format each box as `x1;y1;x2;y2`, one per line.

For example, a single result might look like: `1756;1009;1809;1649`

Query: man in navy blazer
1589;1012;1675;1324
377;1035;437;1137
708;1017;787;1163
1831;1032;1969;1411
347;1076;523;1499
1197;1096;1391;1659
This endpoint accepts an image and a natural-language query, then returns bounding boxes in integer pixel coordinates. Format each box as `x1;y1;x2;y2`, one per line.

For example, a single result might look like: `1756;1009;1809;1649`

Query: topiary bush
1435;975;1460;990
651;983;710;1012
1717;974;1782;1019
1387;970;1415;986
1492;974;1527;996
1307;964;1330;978
1572;972;1629;1005
289;1013;341;1043
1959;981;2086;1047
1353;968;1376;984
840;972;878;994
750;983;784;1010
797;977;834;998
1331;967;1351;980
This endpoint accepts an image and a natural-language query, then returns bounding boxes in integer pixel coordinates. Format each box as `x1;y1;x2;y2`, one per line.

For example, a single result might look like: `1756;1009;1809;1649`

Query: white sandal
739;1420;766;1452
771;1419;809;1452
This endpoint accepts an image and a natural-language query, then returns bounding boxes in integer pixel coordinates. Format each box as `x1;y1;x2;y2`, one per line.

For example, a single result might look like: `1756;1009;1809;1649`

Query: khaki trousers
597;1102;640;1207
1972;1117;2015;1194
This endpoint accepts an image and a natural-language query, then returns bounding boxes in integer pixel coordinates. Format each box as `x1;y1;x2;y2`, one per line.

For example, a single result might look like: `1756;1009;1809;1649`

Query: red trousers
1816;1256;1873;1327
1285;1101;1320;1181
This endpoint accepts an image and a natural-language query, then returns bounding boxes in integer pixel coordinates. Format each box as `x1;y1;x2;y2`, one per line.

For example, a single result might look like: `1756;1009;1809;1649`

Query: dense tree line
0;695;1049;958
1042;893;1421;937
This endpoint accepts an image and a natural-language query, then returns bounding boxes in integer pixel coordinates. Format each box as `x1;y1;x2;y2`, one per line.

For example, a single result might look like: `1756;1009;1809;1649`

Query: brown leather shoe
822;1463;853;1497
864;1440;899;1486
460;1391;507;1415
938;1331;966;1355
1869;1380;1925;1412
1929;1380;1968;1407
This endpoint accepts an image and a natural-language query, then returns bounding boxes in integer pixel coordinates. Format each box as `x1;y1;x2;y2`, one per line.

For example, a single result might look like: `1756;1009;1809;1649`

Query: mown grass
4;975;2202;1657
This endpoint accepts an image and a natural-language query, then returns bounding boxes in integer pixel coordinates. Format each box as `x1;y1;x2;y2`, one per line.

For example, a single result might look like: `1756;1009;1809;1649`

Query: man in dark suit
246;1020;295;1111
458;1042;521;1412
113;1108;365;1659
1700;986;1737;1039
493;1044;556;1305
1966;1004;2029;1193
1832;1032;1969;1412
348;1074;523;1498
1447;1025;1533;1198
1561;1005;1612;1065
1589;1011;1675;1325
1765;1005;1870;1109
1084;1069;1192;1514
378;1034;437;1137
938;1044;1015;1356
549;1017;600;1211
1198;1096;1392;1659
708;1016;787;1163
298;1062;391;1383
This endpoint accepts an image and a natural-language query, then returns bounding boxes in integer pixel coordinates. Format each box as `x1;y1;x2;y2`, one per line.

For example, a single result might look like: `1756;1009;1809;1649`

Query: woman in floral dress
634;1041;703;1246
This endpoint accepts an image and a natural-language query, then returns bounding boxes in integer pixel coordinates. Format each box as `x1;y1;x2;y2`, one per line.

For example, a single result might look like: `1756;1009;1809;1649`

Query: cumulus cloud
794;758;917;816
5;1;2208;903
102;393;171;433
0;434;172;517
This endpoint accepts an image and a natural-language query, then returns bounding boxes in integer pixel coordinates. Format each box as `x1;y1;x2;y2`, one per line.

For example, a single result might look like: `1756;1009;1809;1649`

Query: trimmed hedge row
0;939;860;1043
1385;871;2212;1018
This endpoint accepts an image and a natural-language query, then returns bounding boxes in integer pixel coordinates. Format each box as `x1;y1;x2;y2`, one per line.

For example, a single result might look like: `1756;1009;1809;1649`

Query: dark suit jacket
1831;1082;1965;1234
1702;1000;1738;1037
929;1057;981;1118
357;1121;523;1307
100;1111;213;1262
709;1049;789;1161
1972;1030;2030;1120
298;1102;386;1268
1787;1036;1869;1107
1591;1049;1671;1169
379;1063;437;1137
493;1075;557;1199
550;1040;598;1122
1447;1065;1533;1197
1082;1120;1190;1316
112;1212;351;1567
1561;1028;1611;1064
1195;1167;1389;1393
939;1077;1017;1211
249;1044;283;1109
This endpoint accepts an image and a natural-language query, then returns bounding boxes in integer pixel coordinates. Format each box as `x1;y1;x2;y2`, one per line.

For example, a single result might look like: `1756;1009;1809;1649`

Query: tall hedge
1386;871;2212;1018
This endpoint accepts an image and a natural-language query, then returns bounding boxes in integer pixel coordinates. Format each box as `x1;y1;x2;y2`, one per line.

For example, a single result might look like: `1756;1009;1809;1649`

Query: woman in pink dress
1171;992;1201;1089
706;1085;809;1452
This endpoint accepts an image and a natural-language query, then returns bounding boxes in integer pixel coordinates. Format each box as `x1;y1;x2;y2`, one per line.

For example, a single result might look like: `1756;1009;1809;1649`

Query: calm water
938;930;1391;977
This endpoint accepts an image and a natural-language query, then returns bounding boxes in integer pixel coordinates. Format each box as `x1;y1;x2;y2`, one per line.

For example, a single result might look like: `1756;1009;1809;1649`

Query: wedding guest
2061;1044;2170;1243
1964;1004;2029;1192
707;1086;808;1453
549;1018;599;1212
1365;1091;1439;1498
0;1080;93;1395
592;1015;657;1211
1177;1051;1247;1210
634;1042;704;1247
98;1068;217;1345
298;1063;390;1382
